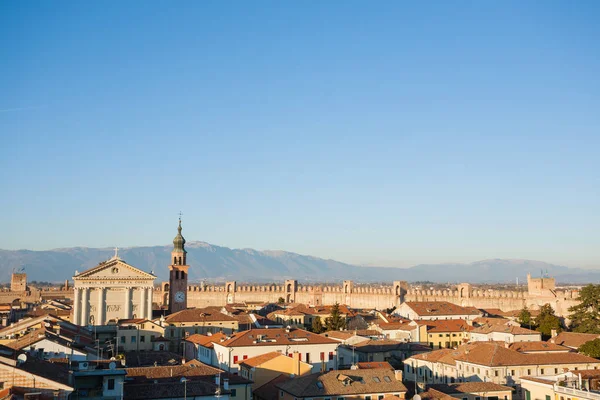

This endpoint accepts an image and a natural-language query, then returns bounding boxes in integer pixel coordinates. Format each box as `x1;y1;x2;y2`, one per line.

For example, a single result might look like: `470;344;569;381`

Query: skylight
383;376;391;383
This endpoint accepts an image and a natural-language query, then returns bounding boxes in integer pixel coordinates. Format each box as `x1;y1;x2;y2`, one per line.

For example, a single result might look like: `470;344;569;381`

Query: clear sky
1;1;599;268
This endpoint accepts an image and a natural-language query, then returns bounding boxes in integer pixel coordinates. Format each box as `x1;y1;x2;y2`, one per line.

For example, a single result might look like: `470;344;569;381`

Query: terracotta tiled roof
378;322;415;331
356;361;393;370
352;340;430;354
550;332;600;349
508;341;570;353
470;324;539;335
276;369;407;397
429;382;512;394
425;319;471;333
404;302;481;317
124;350;182;367
185;333;228;348
164;308;238;323
238;351;283;367
217;328;338;347
410;342;600;367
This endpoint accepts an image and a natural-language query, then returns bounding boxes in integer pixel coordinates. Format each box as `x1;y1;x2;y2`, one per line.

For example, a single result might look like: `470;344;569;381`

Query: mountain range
1;241;599;285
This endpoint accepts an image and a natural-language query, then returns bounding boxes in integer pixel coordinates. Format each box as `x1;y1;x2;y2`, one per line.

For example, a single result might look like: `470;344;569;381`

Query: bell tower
168;216;189;314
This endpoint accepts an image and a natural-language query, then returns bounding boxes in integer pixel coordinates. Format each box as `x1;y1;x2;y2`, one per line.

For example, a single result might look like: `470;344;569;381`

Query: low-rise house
404;342;600;394
370;320;425;342
163;308;240;351
238;351;312;390
425;319;471;349
549;331;600;350
185;332;229;365
470;324;541;343
396;302;482;321
0;304;14;327
427;382;513;400
276;369;408;400
211;327;339;373
114;318;165;352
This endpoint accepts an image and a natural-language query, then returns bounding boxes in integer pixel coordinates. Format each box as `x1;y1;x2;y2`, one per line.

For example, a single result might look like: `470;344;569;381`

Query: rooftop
276;369;407;397
216;327;338;347
403;302;481;317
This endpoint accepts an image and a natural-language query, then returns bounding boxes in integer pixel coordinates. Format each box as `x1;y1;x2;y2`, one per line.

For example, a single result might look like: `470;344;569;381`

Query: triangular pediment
73;257;156;280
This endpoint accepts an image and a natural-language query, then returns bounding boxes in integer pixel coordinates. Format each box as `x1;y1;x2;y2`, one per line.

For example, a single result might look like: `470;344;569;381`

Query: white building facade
72;254;156;326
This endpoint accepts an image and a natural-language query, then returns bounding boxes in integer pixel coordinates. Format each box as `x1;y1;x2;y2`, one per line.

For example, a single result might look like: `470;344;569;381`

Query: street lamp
180;377;188;400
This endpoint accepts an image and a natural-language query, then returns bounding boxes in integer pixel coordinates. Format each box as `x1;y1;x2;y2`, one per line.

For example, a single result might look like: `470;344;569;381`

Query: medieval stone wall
153;279;579;317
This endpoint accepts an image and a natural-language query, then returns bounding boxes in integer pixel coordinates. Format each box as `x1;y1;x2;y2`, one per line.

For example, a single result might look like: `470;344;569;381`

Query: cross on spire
178;211;183;222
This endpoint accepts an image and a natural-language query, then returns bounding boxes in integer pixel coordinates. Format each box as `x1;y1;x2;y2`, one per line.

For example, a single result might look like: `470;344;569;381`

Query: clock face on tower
175;291;185;303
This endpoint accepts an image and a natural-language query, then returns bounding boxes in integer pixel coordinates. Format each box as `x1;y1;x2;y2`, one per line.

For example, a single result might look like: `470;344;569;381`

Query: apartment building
210;327;339;373
404;342;600;394
425;319;471;349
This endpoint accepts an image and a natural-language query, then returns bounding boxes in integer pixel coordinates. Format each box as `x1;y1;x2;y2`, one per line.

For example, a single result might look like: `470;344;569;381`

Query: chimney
551;329;558;338
395;370;403;381
292;351;301;376
223;378;229;390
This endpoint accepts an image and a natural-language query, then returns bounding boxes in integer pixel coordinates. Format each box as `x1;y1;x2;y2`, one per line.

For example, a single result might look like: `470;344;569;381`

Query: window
140;335;145;343
475;397;480;400
280;391;284;398
540;369;544;374
321;352;325;361
234;356;239;363
511;370;515;376
120;336;125;344
555;368;558;374
231;389;237;397
373;377;381;383
108;379;115;390
338;398;345;400
329;352;334;361
525;391;531;400
243;355;248;360
527;369;531;375
495;370;499;377
378;396;384;400
131;336;136;343
365;396;372;400
306;353;310;363
546;396;551;400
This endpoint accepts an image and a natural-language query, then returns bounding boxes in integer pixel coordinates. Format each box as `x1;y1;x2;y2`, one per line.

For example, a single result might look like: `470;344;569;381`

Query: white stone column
97;288;105;325
140;288;147;319
124;287;132;319
73;288;81;325
146;287;153;320
81;288;89;326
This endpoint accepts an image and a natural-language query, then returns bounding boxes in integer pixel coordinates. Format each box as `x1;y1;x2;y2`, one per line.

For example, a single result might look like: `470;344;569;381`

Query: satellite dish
17;354;27;364
413;395;421;400
109;361;116;370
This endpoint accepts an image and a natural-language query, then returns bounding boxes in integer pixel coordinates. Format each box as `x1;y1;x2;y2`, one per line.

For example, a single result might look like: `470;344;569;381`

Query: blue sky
1;2;599;268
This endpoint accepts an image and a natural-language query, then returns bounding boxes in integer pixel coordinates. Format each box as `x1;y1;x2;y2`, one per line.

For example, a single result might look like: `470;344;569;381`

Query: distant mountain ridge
1;242;599;284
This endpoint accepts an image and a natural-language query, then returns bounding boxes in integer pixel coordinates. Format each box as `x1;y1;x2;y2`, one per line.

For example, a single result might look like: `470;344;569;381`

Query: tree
311;317;325;334
534;303;562;339
578;338;600;359
325;303;346;331
568;284;600;334
518;306;533;328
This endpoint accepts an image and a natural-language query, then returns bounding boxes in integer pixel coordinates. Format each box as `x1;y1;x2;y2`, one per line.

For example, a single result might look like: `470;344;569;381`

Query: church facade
72;252;156;326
